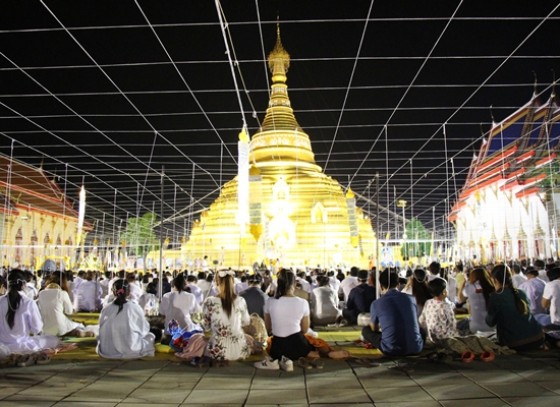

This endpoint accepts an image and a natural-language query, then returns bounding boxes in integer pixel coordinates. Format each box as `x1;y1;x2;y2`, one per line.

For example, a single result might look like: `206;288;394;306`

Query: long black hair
112;278;129;314
6;269;26;329
491;264;528;315
275;269;296;299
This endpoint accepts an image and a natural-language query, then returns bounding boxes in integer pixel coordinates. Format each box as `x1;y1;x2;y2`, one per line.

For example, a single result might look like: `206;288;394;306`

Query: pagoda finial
268;22;290;76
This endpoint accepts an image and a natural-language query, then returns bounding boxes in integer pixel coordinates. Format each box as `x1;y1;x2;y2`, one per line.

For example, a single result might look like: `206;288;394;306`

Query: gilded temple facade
0;155;84;270
182;30;376;269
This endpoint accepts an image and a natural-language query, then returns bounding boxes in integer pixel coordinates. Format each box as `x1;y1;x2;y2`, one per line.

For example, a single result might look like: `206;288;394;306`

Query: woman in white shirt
255;269;315;370
160;273;201;335
97;279;155;359
458;267;495;334
310;274;341;325
0;269;60;357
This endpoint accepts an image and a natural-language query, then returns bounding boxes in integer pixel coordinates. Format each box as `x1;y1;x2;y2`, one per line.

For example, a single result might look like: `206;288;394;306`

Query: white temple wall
455;182;555;262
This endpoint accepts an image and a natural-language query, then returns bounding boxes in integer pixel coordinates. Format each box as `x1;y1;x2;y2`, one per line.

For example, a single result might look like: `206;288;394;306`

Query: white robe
0;293;60;354
37;287;81;336
160;290;201;333
97;301;155;359
75;280;102;311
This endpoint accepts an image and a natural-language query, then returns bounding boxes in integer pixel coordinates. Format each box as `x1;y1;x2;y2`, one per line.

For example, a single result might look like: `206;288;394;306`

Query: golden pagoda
183;27;376;269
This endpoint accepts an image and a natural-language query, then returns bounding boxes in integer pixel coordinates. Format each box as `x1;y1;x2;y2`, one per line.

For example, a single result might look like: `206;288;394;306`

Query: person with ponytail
0;269;60;358
202;270;251;361
486;264;544;351
255;268;345;371
457;267;495;334
97;278;155;359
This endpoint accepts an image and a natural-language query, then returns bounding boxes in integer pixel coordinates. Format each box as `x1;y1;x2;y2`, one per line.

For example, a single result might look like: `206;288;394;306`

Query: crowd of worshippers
1;259;560;368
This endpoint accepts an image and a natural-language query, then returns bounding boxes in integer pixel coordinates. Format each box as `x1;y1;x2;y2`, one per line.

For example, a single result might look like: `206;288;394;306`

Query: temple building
449;90;560;263
181;29;376;269
0;155;85;270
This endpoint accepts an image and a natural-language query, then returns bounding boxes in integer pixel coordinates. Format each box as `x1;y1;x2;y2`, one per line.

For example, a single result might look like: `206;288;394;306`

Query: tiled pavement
2;352;560;406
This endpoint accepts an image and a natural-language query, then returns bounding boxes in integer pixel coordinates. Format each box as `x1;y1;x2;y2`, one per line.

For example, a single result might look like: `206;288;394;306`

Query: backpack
243;313;268;343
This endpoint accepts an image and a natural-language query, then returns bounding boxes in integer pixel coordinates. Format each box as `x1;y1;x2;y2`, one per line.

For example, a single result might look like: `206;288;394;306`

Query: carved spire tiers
250;25;320;170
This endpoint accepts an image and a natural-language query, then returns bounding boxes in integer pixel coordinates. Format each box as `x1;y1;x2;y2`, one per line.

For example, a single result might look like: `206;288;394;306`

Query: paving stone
504;396;560;406
184;389;249;404
365;386;434;402
423;382;495;400
307;387;372;404
246;389;308;405
482;382;556;397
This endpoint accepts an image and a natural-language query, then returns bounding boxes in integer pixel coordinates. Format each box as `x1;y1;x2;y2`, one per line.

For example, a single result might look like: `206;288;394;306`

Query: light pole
397;199;407;261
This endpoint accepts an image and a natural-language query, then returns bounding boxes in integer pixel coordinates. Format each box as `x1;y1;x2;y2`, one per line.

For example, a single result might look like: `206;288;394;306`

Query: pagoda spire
260;24;300;132
249;25;320;170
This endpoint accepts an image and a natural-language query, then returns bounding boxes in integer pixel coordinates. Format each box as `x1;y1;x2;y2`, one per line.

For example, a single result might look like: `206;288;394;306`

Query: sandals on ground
310;358;324;369
16;354;37;367
36;353;51;365
328;350;350;360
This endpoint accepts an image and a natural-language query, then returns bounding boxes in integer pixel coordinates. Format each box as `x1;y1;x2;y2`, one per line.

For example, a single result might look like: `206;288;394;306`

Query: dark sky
0;0;559;243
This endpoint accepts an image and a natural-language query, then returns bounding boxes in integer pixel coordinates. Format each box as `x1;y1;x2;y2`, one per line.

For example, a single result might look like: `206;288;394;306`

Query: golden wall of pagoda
183;167;376;269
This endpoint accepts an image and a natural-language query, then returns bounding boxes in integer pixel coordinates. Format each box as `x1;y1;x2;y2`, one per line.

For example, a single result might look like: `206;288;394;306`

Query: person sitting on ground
519;267;547;325
235;274;249;295
186;274;204;305
310;274;341;326
339;267;360;302
419;277;457;343
0;275;6;296
342;269;376;325
441;267;457;305
427;261;442;281
294;279;310;301
511;263;527;288
328;270;341;293
239;273;267;318
402;268;431;317
126;272;144;304
457;267;495;334
535;259;549;282
296;271;312;293
160;273;201;339
255;269;346;371
22;270;38;300
37;271;96;337
540;267;560;329
197;271;212;299
361;268;424;356
75;270;102;312
0;269;61;359
202;270;252;361
486;264;544;352
97;278;155;359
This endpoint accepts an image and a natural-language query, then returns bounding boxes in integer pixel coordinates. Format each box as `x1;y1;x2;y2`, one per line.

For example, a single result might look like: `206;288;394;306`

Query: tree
119;212;159;269
401;217;432;260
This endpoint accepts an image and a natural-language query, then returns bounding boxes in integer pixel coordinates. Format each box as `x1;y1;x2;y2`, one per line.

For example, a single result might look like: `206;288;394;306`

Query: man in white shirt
519;267;547;323
511;264;527;288
339;267;360;302
328;270;341;293
186;274;204;305
542;267;560;328
75;271;103;311
535;260;549;282
296;271;312;294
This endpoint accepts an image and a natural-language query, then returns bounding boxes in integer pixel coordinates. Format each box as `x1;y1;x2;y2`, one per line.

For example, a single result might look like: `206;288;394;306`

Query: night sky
1;0;559;244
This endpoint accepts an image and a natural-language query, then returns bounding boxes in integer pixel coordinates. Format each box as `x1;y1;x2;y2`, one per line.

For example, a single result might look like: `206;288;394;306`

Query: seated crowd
1;258;560;368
